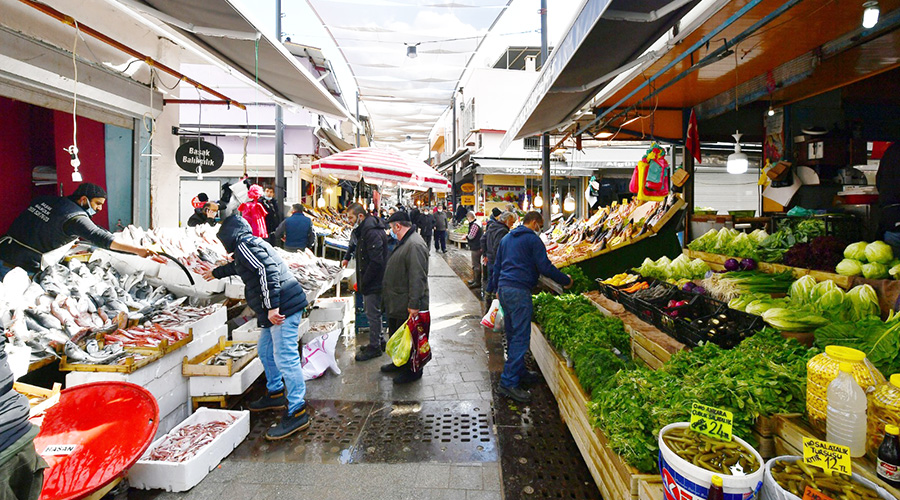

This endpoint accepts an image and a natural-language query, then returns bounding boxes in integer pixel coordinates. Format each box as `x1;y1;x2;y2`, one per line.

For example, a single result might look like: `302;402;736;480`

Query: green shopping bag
386;321;412;366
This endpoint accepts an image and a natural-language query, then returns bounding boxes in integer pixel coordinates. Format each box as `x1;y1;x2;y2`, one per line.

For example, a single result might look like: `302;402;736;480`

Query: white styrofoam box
155;375;190;417
154;402;190;439
302;324;343;345
90;249;161;278
231;321;260;342
309;297;353;324
158;262;225;294
172;306;227;338
184;324;228;360
188;357;263;397
224;279;245;300
129;408;250;492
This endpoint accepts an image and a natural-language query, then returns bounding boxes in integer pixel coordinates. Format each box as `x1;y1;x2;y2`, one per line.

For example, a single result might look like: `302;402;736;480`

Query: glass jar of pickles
807;345;885;433
868;374;900;460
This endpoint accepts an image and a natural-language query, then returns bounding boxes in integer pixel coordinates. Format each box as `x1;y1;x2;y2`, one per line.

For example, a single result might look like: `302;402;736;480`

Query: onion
740;258;757;271
724;258;741;272
682;282;696;292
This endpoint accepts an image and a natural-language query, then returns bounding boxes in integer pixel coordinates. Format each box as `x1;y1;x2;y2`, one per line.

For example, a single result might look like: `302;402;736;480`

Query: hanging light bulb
317;195;326;208
522;194;530;212
863;1;880;29
368;202;375;211
767;106;775;117
563;191;576;213
727;131;749;175
551;193;561;214
534;192;544;209
66;145;82;182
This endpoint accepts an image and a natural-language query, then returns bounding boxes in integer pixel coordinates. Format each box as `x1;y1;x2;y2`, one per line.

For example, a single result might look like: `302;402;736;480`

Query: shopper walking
260;185;283;246
342;203;390;361
274;204;315;253
465;211;483;288
482;210;515;305
205;215;310;440
381;212;430;384
433;205;449;253
486;211;572;403
418;206;435;253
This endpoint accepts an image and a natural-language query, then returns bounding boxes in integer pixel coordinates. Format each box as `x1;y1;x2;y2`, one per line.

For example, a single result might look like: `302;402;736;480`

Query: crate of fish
152;304;227;339
59;341;162;373
128;408;250;492
182;336;257;378
100;324;194;354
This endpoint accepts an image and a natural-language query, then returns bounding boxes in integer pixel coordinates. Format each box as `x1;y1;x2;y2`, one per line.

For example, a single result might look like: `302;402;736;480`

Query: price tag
689;403;733;441
802;486;834;500
803;437;852;475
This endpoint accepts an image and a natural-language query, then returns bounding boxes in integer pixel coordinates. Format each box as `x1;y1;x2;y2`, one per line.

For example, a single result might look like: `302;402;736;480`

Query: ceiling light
727;131;749;175
325;187;333;195
563;192;576;213
317;195;326;208
407;44;418;59
551;196;560;215
534;193;544;208
863;1;880;28
767;106;775;117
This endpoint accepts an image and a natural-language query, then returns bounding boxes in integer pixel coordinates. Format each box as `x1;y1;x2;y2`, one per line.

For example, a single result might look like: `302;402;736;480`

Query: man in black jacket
418;206;435;253
343;203;390;361
465;211;483;288
260;186;283;247
482;210;516;303
205;215;310;440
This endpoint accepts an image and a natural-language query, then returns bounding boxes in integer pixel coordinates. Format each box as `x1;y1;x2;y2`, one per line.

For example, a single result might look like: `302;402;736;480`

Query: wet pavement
127;246;601;500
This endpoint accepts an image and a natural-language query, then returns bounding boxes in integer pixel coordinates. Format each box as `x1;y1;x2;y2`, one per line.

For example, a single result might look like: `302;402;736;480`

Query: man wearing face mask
0;183;154;277
486;211;572;403
342;203;390;361
260;185;283;246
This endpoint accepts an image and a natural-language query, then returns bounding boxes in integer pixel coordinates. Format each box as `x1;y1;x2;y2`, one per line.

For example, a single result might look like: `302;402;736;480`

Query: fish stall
4;223;346;493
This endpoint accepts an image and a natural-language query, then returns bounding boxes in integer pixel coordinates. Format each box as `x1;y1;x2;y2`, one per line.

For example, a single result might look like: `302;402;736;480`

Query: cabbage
725;232;758;259
836;259;863;276
688;258;711;279
862;262;889;279
891;263;900;280
865;241;894;264
713;228;738;254
749;229;769;245
847;284;880;321
688;229;718;252
746;300;781;316
811;280;838;302
844;242;868;262
817;288;845;312
667;254;692;280
789;275;818;304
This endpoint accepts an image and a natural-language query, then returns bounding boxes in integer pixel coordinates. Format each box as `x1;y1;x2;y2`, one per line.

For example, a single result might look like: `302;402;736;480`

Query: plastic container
658;423;764;500
807;345;885;433
676;307;763;350
760;455;895;500
826;362;868;457
869;374;900;459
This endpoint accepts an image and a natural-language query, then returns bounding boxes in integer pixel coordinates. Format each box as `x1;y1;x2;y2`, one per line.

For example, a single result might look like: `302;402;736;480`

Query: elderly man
380;212;430;384
465;211;483;288
482;210;516;305
486;211;572;403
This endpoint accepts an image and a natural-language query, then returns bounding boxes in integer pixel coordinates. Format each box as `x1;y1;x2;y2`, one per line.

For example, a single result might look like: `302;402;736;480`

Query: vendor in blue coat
274;204;315;252
486;211;572;403
204;214;310;440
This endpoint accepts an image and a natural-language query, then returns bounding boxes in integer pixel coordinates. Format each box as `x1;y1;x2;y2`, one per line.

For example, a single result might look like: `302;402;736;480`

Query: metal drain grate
350;400;498;463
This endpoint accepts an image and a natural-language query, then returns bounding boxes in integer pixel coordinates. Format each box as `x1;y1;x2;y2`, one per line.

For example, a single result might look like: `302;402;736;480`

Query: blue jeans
498;286;533;389
258;309;306;413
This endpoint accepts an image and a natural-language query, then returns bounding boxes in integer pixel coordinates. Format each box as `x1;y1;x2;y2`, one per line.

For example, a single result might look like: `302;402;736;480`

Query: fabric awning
472;158;595;178
120;0;352;120
315;127;354;153
502;0;700;147
436;148;471;172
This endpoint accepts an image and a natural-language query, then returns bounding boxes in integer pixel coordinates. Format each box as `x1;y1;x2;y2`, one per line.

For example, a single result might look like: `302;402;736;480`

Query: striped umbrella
311;147;419;185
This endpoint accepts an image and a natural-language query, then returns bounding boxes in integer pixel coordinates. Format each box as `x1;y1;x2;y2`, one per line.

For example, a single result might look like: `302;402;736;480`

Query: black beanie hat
491;208;502;218
69;182;107;201
387;211;411;224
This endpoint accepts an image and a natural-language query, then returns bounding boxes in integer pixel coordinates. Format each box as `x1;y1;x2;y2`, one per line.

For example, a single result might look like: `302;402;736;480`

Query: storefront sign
803;437;851;475
460;183;475;193
460;195;476;206
689;403;733;441
176;140;224;174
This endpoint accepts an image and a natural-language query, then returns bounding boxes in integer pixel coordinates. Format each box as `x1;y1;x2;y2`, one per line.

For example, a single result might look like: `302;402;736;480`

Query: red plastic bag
407;311;432;372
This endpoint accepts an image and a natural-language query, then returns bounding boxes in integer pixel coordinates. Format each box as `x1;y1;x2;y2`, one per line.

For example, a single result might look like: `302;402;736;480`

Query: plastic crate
628;283;682;327
675;307;763;349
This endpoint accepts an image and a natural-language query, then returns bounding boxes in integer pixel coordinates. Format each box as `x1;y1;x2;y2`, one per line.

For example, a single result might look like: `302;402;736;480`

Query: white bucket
659;422;765;500
760;456;896;500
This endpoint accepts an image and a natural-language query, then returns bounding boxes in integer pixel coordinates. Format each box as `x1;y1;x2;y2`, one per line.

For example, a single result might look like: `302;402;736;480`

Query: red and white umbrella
407;163;452;193
311;147;417;185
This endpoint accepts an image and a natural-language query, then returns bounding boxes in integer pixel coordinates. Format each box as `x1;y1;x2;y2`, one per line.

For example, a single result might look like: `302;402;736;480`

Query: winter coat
260;197;282;238
418;212;435;237
187;207;217;227
466;220;483;251
486;225;570;293
276;212;314;250
239;200;268;238
433;211;449;231
482;217;508;264
212;215;308;327
382;229;429;319
352;215;389;295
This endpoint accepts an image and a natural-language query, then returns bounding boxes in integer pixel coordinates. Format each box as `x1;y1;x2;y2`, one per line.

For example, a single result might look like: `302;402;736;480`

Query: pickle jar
807;345;885;433
868;374;900;459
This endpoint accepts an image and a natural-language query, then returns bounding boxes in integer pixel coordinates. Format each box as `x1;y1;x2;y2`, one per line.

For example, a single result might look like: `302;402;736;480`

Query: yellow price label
689;403;733;441
803;437;852;475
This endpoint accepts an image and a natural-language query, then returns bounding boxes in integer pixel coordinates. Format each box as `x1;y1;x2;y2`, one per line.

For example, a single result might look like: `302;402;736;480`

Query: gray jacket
433;211;448;231
382;229;430;319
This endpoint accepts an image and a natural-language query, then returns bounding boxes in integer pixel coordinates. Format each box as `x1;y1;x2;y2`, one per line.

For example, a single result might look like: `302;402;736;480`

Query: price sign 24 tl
689;403;733;442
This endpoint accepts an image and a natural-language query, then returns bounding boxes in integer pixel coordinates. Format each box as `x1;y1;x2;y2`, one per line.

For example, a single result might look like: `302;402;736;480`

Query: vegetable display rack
771;213;862;242
182;336;258;378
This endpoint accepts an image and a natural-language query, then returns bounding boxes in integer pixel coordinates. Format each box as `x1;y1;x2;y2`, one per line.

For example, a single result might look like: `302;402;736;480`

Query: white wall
464;67;538;132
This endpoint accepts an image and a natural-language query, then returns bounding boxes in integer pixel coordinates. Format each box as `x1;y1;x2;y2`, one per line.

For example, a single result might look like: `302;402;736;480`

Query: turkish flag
686;109;701;164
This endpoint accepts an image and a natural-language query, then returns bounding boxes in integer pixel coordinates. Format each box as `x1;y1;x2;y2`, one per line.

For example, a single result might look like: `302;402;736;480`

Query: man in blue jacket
274;204;315;252
204;215;310;439
486;211;572;403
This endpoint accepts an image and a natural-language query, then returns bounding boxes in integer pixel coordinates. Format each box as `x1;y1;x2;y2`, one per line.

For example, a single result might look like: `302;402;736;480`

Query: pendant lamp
726;131;749;175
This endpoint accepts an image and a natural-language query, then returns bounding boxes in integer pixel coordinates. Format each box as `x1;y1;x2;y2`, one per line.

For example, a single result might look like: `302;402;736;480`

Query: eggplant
683;282;696;292
740;258;757;271
692;286;707;295
724;258;741;272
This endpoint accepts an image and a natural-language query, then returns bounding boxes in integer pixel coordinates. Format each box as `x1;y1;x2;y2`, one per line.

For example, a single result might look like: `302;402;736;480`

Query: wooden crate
531;324;661;499
182;336;257;377
96;330;193;355
775;415;900;498
13;382;61;417
59;348;161;373
683;250;853;289
638;480;664;500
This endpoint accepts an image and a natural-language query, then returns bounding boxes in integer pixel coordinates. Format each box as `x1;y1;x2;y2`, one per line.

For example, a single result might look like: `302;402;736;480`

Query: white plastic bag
301;331;341;380
481;299;500;328
493;305;505;333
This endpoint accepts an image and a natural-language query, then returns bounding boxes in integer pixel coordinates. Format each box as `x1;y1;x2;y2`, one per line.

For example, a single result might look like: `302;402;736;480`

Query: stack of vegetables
688;219;833;267
700;270;795;302
634;253;711;282
688;227;768;260
835;240;900;279
559;265;594;294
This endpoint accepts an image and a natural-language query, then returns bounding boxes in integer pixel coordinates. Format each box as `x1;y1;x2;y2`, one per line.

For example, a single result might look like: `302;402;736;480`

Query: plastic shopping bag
386;322;412;366
493;305;504;333
481;299;500;328
407;311;432;373
301;331;342;380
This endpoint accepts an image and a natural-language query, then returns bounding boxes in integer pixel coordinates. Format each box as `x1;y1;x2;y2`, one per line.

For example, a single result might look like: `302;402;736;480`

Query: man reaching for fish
202;214;311;440
0;183;156;278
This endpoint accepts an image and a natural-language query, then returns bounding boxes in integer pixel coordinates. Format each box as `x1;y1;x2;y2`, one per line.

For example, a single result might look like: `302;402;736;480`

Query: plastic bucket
760;456;895;500
659;422;764;500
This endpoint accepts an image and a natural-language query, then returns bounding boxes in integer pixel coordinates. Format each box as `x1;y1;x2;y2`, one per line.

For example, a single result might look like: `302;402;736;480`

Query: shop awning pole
274;0;285;218
540;0;550;229
17;0;247;110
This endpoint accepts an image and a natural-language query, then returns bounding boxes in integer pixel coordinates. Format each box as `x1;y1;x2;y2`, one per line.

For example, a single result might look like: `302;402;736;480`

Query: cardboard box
129;408;250;492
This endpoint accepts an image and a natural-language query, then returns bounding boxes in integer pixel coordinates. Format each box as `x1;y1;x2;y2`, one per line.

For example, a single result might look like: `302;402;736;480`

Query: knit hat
69;182;107;201
491;208;502;218
387;212;410;224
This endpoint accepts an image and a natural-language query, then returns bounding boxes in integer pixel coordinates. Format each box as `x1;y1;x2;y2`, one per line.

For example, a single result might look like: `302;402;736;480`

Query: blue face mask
81;203;96;217
390;230;399;241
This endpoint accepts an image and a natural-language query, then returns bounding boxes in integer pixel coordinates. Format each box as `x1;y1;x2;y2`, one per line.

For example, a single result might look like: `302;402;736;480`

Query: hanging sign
461;195;476;206
176;139;224;174
460;183;475;193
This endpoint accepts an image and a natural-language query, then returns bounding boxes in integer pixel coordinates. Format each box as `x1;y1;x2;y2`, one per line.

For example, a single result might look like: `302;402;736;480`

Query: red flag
686;109;702;164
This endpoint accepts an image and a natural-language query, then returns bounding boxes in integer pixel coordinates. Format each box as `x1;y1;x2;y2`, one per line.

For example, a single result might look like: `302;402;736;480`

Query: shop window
523;136;540;151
